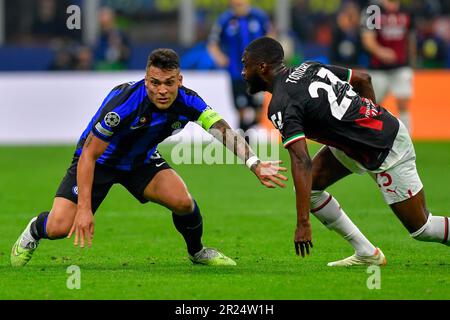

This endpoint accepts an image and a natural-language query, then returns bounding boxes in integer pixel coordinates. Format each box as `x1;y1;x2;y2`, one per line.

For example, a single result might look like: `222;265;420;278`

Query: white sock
411;213;450;245
399;111;411;133
311;190;377;257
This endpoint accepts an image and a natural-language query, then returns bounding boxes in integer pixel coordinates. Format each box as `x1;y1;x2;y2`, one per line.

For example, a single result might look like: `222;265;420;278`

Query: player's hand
67;208;95;248
377;47;397;64
294;221;313;258
253;160;288;188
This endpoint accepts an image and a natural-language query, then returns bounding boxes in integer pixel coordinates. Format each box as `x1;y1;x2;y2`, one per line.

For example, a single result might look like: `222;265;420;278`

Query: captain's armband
197;108;223;130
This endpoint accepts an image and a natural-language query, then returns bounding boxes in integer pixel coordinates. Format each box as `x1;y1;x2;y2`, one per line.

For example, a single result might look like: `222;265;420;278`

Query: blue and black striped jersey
209;8;270;80
75;79;210;171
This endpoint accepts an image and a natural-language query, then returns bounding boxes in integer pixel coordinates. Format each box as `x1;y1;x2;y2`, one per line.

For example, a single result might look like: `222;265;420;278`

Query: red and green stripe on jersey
283;133;306;148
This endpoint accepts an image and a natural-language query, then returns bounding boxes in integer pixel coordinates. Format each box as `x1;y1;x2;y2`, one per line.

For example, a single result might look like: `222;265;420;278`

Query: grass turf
0;142;449;300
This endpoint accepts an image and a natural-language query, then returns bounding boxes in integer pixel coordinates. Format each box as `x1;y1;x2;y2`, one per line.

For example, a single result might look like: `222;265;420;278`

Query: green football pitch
0;142;449;300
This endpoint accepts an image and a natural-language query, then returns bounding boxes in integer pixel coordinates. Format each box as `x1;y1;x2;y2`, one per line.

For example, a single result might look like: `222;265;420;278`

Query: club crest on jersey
172;121;182;129
105;112;120;127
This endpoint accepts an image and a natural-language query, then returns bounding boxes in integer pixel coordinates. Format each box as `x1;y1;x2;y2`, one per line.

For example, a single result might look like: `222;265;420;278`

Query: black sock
172;201;203;256
30;211;50;240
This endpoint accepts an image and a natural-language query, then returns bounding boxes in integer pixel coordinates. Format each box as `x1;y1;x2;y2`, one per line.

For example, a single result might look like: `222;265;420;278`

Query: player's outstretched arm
208;119;287;188
68;133;109;248
286;139;313;258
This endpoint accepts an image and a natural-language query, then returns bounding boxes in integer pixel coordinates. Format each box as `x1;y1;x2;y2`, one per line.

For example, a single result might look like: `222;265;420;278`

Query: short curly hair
245;37;284;65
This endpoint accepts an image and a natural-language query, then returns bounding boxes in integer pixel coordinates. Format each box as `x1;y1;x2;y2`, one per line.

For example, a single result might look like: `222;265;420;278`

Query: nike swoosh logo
12;243;20;256
155;162;166;168
186;222;203;230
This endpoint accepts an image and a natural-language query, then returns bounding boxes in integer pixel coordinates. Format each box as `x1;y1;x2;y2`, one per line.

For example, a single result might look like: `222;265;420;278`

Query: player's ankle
30;212;50;241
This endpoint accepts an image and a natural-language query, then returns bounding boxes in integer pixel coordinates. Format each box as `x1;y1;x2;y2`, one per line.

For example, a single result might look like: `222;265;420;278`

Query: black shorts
231;80;262;110
55;151;171;213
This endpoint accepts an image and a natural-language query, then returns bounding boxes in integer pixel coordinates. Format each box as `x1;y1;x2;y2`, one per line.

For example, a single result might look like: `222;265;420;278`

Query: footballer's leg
374;166;450;245
371;120;449;248
142;168;236;266
390;189;449;245
311;146;386;267
11;159;113;267
11;198;77;267
45;198;78;238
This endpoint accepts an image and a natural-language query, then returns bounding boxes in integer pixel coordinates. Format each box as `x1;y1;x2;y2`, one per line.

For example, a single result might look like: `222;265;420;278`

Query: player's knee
311;171;329;191
172;196;195;214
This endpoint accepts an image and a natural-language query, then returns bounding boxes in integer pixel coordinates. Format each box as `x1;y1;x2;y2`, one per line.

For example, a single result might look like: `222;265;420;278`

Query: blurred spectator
32;0;67;41
48;41;94;71
6;0;79;45
207;0;273;132
48;42;75;71
74;46;94;71
361;0;416;132
291;0;315;43
416;15;448;69
94;7;131;70
329;1;362;68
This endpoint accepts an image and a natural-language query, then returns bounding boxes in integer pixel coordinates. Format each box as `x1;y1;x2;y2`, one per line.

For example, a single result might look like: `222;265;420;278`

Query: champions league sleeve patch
104;112;121;128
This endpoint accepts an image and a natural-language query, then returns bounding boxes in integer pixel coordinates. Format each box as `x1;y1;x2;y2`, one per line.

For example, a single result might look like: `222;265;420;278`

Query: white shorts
329;120;423;205
369;67;413;102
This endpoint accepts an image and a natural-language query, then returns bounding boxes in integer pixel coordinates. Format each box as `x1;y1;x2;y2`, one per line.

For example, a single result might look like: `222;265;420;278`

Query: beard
246;73;266;95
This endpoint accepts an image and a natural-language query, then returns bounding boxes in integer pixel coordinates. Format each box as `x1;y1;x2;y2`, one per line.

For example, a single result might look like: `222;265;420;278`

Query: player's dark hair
147;48;179;70
245;37;284;65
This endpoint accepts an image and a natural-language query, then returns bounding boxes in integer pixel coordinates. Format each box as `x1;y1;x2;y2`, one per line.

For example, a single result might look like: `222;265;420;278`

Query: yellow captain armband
198;107;223;130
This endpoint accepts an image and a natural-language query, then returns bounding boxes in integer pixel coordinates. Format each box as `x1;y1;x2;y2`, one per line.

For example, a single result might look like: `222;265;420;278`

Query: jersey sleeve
91;85;136;142
325;64;353;83
281;104;306;148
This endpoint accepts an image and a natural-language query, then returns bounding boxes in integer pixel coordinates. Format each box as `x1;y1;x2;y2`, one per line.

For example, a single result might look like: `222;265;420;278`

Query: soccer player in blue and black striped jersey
208;0;273;132
11;48;287;268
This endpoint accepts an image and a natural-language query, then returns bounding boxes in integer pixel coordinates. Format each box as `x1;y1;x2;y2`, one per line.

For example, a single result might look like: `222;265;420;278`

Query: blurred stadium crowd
1;0;449;71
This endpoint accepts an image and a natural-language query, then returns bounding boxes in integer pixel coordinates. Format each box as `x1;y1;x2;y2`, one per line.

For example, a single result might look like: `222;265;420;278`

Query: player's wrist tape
246;156;260;169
